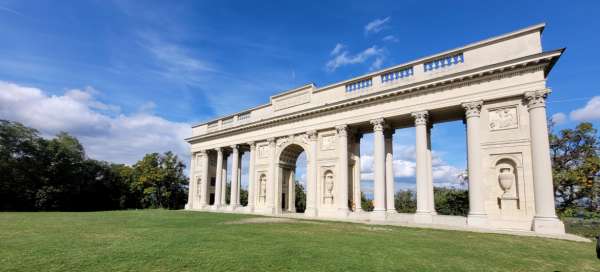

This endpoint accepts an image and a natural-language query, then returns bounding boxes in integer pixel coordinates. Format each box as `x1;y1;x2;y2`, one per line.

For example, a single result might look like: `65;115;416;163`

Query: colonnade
189;91;559;229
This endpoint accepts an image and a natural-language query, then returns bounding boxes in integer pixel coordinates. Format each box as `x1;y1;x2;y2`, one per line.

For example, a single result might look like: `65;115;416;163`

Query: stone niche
322;168;335;206
494;157;520;213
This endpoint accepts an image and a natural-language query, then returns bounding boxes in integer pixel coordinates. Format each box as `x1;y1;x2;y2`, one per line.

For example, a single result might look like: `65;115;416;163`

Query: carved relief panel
321;133;336;150
488;107;518;131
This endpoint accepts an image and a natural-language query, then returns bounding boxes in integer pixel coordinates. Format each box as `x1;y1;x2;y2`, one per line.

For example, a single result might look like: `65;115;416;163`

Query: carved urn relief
498;168;515;198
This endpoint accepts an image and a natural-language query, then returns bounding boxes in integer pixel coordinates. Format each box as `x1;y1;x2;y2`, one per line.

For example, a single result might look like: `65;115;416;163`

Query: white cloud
570;96;600;121
551;112;567;125
358;142;464;187
330;43;345;56
382;35;399;42
326;45;384;72
365;17;391;34
0;81;190;165
370;57;384;70
138;32;216;86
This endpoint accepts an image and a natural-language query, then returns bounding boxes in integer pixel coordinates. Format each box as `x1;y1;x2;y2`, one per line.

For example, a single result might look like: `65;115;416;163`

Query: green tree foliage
394;190;416;213
549;122;600;213
295;182;306;213
434;187;469;216
361;192;374;211
0;120;188;211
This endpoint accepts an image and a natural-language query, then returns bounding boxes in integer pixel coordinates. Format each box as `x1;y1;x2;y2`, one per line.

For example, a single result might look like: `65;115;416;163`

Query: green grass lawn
0;210;597;272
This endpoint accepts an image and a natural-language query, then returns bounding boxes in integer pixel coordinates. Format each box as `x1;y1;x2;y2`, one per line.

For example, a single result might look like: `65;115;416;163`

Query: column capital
462;101;483;118
198;149;207;156
247;141;256;149
524;89;551;110
230;144;239;152
267;137;276;145
370;118;386;132
214;147;222;153
411;111;429;126
307;130;318;141
335;125;348;137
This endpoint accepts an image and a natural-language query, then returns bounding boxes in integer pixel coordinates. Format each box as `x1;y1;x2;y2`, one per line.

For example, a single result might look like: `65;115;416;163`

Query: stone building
185;23;565;235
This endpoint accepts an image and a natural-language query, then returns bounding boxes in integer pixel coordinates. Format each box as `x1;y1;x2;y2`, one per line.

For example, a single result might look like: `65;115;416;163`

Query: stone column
336;125;350;215
385;129;396;213
525;89;565;234
462;101;488;227
221;157;227;206
353;133;363;212
288;169;296;212
214;147;223;208
266;138;276;214
305;130;318;216
427;125;435;214
247;142;256;211
230;145;240;209
371;118;386;220
186;152;196;210
198;150;209;208
412;111;432;223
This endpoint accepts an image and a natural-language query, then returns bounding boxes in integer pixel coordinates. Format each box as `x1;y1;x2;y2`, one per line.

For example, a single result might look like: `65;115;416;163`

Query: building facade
185;24;566;235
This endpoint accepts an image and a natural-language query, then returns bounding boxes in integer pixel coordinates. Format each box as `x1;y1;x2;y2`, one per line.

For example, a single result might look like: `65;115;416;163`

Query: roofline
186;48;562;143
191;22;546;128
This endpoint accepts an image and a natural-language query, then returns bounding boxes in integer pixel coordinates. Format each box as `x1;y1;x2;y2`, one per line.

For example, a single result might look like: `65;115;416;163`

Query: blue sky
1;1;599;194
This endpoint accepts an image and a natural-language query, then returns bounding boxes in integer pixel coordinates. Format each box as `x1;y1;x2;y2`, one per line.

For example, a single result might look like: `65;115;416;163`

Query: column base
386;209;397;214
371;210;387;221
414;211;433;224
246;205;255;213
184;204;190;210
467;213;489;228
304;207;317;217
533;216;565;235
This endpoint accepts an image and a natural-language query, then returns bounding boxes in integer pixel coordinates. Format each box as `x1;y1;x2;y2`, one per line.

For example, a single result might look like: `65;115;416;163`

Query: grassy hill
0;210;596;271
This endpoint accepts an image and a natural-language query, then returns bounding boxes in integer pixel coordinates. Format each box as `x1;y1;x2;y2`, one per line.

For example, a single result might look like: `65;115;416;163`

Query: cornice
186;49;562;144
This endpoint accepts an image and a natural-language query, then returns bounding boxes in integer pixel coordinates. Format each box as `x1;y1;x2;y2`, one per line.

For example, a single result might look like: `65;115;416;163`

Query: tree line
1;119;598;215
0;120;188;211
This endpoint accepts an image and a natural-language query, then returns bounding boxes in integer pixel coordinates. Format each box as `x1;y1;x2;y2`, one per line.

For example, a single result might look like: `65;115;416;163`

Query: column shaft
306;131;318;216
371;118;386;219
427;126;435;213
199;151;209;207
462;101;488;226
353;134;362;212
337;125;350;214
525;90;564;234
413;111;430;216
214;148;223;207
230;145;240;208
247;142;256;210
385;130;395;213
266;138;276;213
186;153;196;209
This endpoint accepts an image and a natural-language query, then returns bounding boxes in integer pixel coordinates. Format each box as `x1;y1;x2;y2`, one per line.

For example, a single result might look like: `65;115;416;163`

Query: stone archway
276;143;307;214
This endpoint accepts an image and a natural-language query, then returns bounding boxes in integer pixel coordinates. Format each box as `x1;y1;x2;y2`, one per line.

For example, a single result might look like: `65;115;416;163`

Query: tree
295;182;306;212
361;192;374;211
394;190;416;213
550;122;600;212
131;152;188;209
434;187;469;216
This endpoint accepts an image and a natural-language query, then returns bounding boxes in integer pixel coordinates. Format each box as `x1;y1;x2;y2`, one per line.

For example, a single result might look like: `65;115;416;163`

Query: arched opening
277;144;307;214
